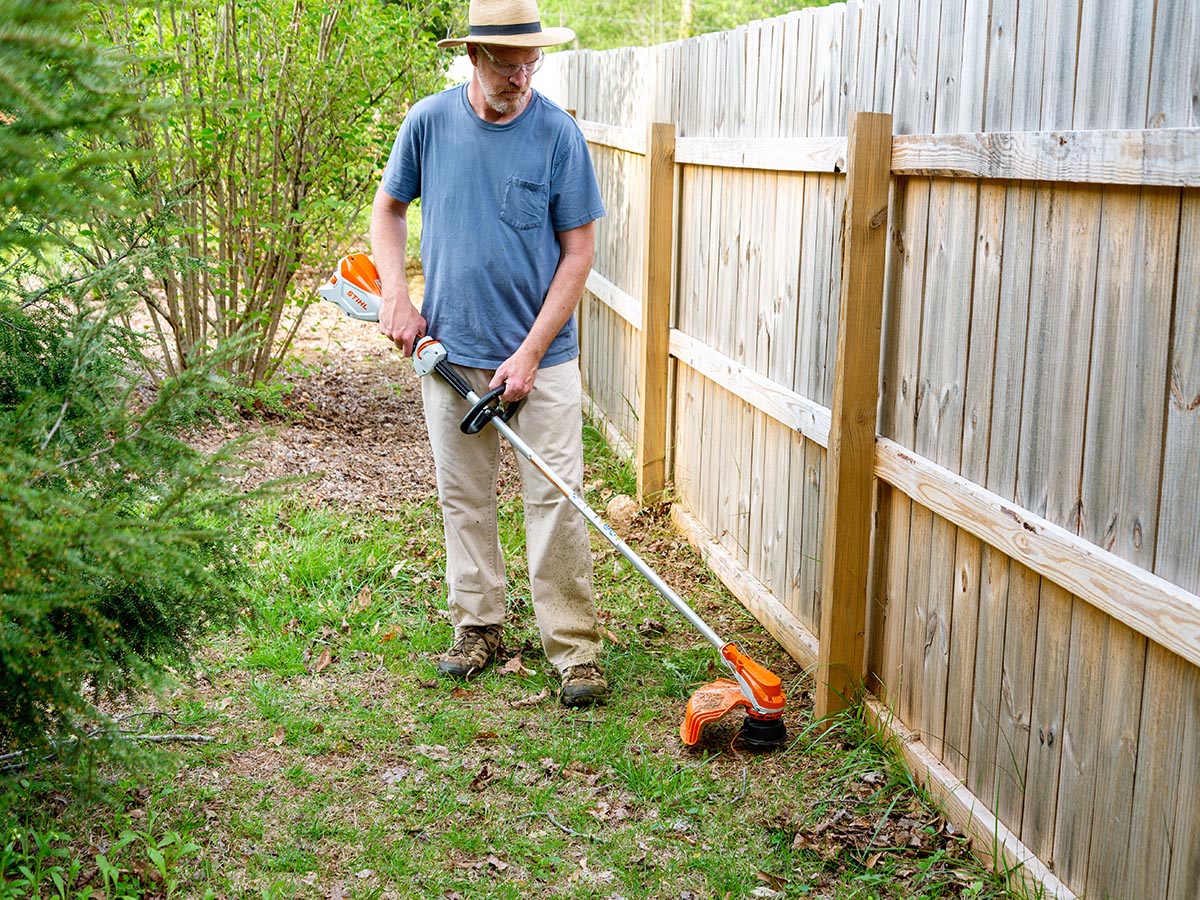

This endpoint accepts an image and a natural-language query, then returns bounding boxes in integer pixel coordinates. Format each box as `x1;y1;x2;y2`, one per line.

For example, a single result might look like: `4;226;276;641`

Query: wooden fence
536;1;1200;898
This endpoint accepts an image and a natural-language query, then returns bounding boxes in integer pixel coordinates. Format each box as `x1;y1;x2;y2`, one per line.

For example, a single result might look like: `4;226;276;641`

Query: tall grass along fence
535;1;1200;898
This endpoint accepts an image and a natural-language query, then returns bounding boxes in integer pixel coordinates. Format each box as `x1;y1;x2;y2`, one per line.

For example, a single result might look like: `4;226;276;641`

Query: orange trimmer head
681;641;788;750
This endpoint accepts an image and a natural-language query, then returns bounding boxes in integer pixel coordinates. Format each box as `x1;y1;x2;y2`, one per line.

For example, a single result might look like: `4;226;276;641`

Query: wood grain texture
816;112;894;718
891;129;1200;186
635;122;676;503
875;437;1200;671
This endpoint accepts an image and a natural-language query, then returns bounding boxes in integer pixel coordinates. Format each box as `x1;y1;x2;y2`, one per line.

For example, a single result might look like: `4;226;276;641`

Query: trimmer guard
680;679;751;746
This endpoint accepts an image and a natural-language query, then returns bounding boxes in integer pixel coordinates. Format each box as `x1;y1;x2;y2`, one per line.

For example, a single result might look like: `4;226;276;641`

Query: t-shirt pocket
499;176;549;231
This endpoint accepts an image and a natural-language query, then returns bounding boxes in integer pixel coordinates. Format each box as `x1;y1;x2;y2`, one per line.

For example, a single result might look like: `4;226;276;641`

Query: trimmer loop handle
460;385;520;434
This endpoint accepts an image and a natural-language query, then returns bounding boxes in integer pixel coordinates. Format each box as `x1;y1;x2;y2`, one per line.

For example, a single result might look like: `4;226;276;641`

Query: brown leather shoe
559;662;609;707
437;625;502;678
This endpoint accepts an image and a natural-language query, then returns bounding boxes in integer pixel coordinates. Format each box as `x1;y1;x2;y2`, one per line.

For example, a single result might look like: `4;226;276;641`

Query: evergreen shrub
0;0;259;757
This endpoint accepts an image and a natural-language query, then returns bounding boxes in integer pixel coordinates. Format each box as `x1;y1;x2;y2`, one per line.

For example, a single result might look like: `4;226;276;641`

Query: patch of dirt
193;282;532;510
194;290;435;509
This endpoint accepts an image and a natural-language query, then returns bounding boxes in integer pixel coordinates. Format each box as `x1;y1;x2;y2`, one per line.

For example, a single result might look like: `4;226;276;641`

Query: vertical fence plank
1154;191;1200;900
1168;663;1200;900
1050;600;1105;886
1084;621;1146;898
1126;645;1189;899
1020;581;1072;861
815;111;893;718
636;122;676;503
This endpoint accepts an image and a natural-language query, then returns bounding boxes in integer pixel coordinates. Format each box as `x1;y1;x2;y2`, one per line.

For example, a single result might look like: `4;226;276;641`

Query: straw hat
437;0;575;49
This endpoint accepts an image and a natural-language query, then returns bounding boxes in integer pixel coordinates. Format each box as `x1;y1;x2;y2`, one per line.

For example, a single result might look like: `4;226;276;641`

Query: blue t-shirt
380;85;605;370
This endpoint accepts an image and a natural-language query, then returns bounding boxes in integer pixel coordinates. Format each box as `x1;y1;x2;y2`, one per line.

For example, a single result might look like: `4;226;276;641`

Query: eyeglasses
476;44;544;78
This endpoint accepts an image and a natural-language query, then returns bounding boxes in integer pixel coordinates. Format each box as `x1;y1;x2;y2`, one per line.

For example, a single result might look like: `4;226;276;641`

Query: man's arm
490;220;596;402
370;187;427;356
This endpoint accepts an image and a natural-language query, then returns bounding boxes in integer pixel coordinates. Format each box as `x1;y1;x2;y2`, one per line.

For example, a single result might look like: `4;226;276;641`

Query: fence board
1156;192;1200;596
1126;645;1189;899
1081;186;1179;567
890;129;1200;186
1021;581;1071;860
1050;600;1105;887
1085;621;1145;898
1148;0;1200;128
1169;666;1200;900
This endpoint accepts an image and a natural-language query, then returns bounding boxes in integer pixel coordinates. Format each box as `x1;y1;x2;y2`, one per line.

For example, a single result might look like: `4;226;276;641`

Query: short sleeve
380;112;422;204
548;125;605;232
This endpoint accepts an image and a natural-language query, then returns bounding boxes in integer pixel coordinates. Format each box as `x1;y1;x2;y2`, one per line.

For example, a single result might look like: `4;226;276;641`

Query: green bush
0;0;259;756
0;300;254;754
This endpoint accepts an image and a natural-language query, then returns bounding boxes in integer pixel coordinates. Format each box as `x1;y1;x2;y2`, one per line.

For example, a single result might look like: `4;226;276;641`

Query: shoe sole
437;657;495;679
559;689;608;708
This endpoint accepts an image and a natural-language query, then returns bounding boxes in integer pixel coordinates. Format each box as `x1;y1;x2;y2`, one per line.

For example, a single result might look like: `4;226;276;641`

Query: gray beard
484;88;528;117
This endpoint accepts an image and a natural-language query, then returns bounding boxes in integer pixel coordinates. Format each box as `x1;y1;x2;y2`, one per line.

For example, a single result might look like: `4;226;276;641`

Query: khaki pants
421;359;600;672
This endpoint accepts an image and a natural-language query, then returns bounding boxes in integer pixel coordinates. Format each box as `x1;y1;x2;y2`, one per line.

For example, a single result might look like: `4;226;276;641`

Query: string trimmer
319;254;788;750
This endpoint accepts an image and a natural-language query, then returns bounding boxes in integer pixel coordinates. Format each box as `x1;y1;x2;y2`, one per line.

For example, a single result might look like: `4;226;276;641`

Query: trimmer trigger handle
460;385;520;434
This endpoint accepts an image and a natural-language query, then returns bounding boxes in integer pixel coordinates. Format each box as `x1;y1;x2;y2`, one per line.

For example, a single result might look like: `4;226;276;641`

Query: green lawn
0;428;1020;900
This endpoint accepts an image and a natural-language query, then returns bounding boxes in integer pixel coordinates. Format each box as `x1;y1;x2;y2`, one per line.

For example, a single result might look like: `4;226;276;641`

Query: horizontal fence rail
580;116;1200;185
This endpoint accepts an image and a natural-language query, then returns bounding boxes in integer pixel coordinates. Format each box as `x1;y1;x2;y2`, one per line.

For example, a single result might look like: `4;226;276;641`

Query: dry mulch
195;297;441;510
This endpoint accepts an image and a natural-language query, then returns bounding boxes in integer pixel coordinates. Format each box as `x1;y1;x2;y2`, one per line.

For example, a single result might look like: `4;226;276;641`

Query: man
371;0;608;706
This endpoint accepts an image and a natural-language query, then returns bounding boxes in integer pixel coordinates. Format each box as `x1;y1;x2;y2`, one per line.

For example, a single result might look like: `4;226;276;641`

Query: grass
0;434;1024;900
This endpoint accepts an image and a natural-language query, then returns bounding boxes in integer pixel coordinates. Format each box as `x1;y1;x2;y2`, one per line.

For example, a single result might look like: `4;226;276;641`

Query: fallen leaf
327;885;349;900
450;686;472;700
473;731;499;742
354;869;373;879
865;851;882;869
469;763;495;791
599;625;625;646
313;647;333;673
757;871;789;890
418;678;438;689
485;855;508;872
282;617;300;635
268;726;285;746
749;888;781;899
379;626;404;643
350;586;373;613
380;765;410;784
498;655;535;677
509;687;549;709
564;761;601;785
637;619;666;636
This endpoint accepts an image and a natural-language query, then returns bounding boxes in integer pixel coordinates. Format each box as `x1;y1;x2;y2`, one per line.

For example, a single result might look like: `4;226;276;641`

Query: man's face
471;44;543;116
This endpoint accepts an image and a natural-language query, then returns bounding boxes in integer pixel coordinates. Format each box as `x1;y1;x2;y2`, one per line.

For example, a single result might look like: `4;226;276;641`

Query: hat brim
438;26;575;49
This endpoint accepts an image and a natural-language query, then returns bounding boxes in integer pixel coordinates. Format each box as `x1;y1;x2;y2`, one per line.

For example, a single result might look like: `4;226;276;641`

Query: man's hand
490;347;540;402
379;296;427;357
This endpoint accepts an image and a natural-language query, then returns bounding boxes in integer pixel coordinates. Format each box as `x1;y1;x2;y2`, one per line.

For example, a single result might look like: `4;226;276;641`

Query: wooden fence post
815;112;894;720
636;121;676;503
